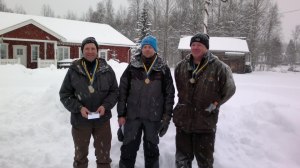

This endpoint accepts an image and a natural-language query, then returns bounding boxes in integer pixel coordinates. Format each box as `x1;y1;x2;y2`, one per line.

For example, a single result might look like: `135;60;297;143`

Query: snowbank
0;62;299;168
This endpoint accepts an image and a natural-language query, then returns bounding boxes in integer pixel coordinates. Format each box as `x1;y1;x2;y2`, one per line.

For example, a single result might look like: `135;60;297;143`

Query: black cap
190;33;210;49
81;37;99;53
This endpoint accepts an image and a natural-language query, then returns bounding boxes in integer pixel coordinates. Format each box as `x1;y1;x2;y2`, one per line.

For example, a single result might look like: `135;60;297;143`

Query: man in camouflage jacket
173;33;236;168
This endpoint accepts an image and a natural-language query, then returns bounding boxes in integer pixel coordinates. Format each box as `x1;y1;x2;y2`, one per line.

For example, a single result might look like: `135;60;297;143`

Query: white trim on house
2;37;58;43
225;52;245;56
0;19;66;42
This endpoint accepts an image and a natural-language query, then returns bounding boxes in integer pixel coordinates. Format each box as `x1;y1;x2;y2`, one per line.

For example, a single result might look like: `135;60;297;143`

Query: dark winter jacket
173;52;236;133
117;53;175;122
59;58;118;127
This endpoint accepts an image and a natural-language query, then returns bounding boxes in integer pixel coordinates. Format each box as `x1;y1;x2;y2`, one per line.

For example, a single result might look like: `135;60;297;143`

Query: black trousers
175;128;216;168
119;119;160;168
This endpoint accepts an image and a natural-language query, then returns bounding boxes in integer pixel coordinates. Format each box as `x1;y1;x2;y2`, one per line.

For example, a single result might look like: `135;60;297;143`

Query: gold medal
189;78;196;84
82;59;98;94
143;55;158;85
88;85;95;93
145;78;150;84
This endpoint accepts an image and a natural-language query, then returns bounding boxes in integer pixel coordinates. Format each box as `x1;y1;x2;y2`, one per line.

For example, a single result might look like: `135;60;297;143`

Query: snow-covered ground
0;61;300;168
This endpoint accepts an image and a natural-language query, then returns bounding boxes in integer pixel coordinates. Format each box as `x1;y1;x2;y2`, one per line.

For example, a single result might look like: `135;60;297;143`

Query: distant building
178;36;251;73
0;12;136;68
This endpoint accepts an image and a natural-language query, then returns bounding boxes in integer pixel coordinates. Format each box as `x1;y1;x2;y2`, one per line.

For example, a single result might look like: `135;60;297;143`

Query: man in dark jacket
59;37;118;168
173;33;236;168
117;35;175;168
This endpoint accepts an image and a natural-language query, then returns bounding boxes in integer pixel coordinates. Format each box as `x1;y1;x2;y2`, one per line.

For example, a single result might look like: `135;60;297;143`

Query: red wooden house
0;12;136;68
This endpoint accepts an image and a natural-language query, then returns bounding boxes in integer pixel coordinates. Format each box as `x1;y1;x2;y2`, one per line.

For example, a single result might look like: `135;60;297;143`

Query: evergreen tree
136;4;152;43
90;1;106;23
268;37;282;67
286;40;296;66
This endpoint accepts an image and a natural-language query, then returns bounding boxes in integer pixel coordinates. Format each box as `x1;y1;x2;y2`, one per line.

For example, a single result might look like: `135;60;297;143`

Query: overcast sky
4;0;300;43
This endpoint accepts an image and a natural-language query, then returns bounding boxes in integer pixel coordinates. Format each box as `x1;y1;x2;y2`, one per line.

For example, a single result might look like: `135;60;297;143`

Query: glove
205;103;217;113
117;125;124;142
158;114;171;137
158;122;169;137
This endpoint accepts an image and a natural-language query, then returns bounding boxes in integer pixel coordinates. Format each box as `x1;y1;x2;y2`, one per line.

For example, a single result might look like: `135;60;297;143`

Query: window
31;45;39;62
99;49;108;61
0;43;8;59
57;47;70;61
17;49;23;55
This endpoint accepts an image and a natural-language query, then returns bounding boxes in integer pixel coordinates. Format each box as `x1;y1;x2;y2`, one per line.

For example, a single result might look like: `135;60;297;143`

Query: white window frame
0;43;8;59
57;46;70;61
99;49;108;61
31;45;39;62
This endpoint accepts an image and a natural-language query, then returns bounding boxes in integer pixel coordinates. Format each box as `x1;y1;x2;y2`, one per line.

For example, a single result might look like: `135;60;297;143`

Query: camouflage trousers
175;128;215;168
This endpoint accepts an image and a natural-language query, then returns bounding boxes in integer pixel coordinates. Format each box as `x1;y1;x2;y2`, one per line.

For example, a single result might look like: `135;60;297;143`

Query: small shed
178;36;251;73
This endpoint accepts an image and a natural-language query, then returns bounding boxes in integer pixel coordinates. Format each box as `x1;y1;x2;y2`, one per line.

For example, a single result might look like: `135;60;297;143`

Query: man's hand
118;117;126;126
158;122;169;137
205;101;219;113
158;114;171;137
80;106;90;118
97;106;105;116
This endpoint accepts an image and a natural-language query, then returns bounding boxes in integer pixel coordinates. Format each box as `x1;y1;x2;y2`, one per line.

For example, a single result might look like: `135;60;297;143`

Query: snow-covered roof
0;12;136;47
178;36;250;53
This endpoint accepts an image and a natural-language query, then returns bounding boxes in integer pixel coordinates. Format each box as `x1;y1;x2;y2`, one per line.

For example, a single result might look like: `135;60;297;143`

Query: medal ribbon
192;60;209;78
143;55;158;79
82;59;99;85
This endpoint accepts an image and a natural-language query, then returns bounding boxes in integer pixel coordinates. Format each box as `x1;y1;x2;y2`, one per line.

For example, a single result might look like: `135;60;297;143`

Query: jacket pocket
196;109;219;131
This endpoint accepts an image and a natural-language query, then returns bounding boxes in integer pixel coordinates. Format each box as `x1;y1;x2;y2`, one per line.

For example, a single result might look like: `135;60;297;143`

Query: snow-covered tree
104;0;114;26
90;1;106;23
136;3;152;43
262;2;281;67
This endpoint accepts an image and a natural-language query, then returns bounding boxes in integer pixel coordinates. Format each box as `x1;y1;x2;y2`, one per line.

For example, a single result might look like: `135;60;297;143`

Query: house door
13;45;27;67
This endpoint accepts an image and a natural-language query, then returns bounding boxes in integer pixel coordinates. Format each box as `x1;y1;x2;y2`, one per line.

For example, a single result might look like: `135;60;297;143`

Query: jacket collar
130;52;166;71
185;51;217;71
70;58;110;75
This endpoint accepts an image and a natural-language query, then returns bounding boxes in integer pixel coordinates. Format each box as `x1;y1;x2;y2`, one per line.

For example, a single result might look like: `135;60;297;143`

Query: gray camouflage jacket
173;52;236;132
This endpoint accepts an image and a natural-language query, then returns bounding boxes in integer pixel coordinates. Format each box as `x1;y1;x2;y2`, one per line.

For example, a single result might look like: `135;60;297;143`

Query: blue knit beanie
141;35;158;52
